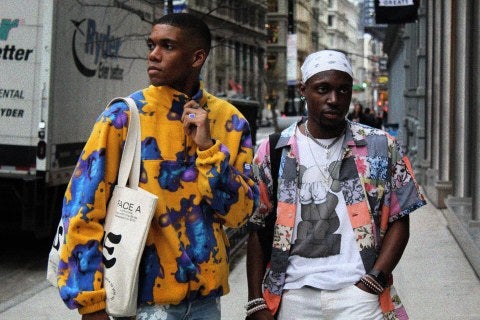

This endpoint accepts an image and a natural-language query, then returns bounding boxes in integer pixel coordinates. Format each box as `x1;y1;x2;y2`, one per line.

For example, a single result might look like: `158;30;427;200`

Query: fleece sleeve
195;113;259;228
57;101;129;314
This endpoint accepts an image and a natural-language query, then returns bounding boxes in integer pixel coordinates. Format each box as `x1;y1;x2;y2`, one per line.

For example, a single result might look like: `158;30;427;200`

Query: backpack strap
269;132;282;206
258;132;282;266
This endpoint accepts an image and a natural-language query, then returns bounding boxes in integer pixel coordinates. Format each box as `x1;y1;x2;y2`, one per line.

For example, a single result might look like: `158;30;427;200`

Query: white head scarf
301;50;353;83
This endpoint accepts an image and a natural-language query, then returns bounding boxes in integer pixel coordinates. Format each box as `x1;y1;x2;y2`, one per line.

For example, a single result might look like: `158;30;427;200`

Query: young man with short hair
57;13;258;320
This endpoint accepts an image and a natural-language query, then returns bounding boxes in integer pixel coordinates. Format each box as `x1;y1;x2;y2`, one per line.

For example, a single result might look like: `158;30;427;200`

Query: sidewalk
222;201;480;320
387;202;480;320
0;125;276;320
2;201;479;319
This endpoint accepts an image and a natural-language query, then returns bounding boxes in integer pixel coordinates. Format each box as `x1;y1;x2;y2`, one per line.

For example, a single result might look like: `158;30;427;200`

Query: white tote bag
102;97;158;316
46;218;64;287
46;97;157;317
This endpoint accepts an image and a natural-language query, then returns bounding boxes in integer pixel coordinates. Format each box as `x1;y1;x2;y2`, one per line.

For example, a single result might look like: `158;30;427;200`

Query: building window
268;0;278;12
242;5;248;25
235;5;241;22
312;7;319;21
242;44;248;72
251;8;257;27
266;53;277;71
235;42;241;75
266;22;279;43
328;15;334;27
312;33;319;50
259;9;266;29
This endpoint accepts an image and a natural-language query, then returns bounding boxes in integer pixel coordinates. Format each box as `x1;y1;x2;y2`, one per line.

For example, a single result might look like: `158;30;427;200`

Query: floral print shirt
249;119;426;319
58;85;258;314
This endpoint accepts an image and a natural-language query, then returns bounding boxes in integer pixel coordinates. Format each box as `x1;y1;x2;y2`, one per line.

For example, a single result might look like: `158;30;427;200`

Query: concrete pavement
2;201;480;319
2;124;479;319
222;200;480;320
391;202;480;320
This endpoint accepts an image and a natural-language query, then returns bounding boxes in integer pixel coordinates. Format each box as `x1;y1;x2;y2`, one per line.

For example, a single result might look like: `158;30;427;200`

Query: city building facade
381;0;480;277
265;0;366;117
187;1;267;104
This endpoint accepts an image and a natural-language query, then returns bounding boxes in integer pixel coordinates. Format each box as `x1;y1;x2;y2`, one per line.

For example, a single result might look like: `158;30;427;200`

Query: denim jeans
114;297;221;320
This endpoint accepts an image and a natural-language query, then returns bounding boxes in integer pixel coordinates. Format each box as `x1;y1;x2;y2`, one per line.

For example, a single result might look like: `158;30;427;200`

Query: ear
298;81;306;96
192;49;207;68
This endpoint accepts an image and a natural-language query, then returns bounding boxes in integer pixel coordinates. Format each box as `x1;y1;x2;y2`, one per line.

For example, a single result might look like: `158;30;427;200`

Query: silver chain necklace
308;147;332;186
304;134;344;187
304;120;343;159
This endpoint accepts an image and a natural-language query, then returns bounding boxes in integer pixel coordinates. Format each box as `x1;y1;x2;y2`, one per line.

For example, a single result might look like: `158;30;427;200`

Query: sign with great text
375;0;419;24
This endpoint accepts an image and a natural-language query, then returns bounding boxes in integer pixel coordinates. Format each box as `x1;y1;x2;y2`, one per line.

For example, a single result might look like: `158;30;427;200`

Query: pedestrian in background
364;107;382;129
347;101;367;124
246;49;426;320
57;12;258;320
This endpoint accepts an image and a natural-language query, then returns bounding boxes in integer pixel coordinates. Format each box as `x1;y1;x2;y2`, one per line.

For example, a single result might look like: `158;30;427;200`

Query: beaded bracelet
360;274;384;294
360;275;383;293
365;274;385;292
246;303;268;316
244;297;266;310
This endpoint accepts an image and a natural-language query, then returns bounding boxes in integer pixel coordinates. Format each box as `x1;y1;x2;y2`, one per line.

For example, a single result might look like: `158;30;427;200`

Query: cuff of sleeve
78;301;107;315
196;139;220;159
389;199;427;223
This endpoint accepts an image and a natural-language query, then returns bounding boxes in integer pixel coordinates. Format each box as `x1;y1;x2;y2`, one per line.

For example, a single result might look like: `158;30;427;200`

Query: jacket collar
147;82;208;115
275;118;368;150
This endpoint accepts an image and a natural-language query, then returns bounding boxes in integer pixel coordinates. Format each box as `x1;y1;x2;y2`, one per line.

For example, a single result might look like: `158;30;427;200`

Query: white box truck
0;0;161;237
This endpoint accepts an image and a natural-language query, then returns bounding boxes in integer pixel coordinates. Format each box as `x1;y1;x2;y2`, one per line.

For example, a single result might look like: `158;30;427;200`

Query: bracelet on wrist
246;303;268;316
360;275;384;294
244;297;265;310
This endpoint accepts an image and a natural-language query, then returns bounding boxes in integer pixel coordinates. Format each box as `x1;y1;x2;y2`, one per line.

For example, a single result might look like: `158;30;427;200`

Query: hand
247;308;275;320
82;310;110;320
181;100;213;151
355;281;377;295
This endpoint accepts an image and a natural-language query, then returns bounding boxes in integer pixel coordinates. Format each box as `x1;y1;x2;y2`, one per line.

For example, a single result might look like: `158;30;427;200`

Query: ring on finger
188;113;196;119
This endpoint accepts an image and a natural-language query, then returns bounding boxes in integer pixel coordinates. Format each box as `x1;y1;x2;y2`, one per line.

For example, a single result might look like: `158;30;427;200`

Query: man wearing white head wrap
246;49;426;320
301;49;353;83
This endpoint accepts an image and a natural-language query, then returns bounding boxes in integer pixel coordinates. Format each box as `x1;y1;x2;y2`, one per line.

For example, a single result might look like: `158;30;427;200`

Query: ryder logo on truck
71;18;124;80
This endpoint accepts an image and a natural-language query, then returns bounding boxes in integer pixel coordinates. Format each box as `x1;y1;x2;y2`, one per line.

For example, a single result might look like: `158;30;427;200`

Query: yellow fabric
58;85;257;313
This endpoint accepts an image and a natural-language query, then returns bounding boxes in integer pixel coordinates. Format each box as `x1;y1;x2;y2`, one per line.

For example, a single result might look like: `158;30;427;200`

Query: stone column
451;0;471;198
425;0;452;208
415;2;427;185
431;0;441;174
445;0;475;241
439;0;452;183
473;0;480;222
424;0;434;173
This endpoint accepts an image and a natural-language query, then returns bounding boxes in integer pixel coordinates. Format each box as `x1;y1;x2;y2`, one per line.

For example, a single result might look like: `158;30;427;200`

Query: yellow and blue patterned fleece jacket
57;84;259;314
